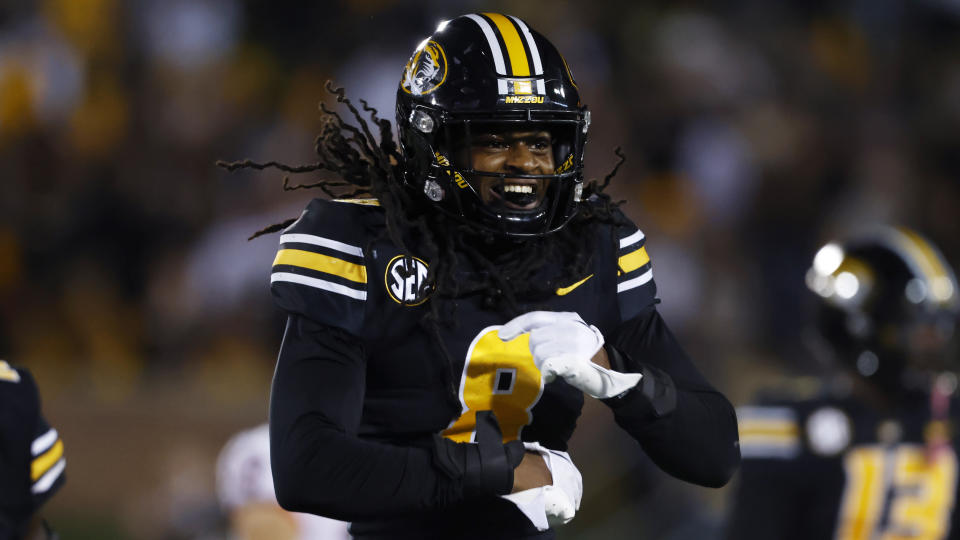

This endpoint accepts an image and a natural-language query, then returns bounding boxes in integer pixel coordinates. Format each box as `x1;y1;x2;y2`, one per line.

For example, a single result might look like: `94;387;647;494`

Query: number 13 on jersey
442;327;545;443
837;445;957;540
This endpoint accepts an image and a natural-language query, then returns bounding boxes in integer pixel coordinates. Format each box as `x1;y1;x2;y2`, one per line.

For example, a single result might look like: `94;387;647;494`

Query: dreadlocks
220;82;627;404
220;82;626;307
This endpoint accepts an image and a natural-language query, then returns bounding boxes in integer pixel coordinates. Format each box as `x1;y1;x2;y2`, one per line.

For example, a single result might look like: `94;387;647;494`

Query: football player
727;227;960;539
0;361;66;540
225;13;739;538
216;423;350;540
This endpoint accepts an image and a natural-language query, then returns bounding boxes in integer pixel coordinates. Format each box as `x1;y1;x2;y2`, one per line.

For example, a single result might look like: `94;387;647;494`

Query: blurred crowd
1;0;959;538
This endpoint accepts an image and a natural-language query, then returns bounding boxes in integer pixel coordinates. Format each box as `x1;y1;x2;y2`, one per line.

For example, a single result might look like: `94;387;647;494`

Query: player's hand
499;311;641;399
501;442;583;530
540;445;582;527
432;410;525;497
512;451;552;492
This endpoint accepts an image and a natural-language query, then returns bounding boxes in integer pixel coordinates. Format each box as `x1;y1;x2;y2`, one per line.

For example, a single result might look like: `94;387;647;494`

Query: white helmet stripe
509;16;546;94
464;14;507;76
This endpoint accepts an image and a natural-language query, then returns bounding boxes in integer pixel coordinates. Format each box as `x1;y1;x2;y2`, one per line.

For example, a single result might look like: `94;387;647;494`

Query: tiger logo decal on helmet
401;41;447;96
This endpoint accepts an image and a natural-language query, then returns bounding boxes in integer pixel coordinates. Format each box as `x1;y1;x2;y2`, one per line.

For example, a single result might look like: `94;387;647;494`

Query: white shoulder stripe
619;230;645;249
32;428;58;456
510;15;543;75
464;14;507;76
272;272;367;300
617;269;653;293
740;444;800;460
738;406;797;422
31;458;65;494
279;233;363;258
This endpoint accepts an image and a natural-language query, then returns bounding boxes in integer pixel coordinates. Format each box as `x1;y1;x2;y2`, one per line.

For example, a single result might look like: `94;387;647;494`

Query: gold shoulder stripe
483;13;530;76
332;198;381;206
556;274;593;296
31;439;63;481
739;419;800;439
619;246;650;275
274;249;367;284
0;360;20;383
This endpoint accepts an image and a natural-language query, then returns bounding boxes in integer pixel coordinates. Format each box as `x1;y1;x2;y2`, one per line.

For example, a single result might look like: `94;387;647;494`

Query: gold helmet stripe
483;13;531;77
896;228;950;282
892;227;957;306
509;16;543;75
509;15;546;94
871;227;958;309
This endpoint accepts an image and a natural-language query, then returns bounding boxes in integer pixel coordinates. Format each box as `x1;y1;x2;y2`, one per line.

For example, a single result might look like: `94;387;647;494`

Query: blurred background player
216;423;349;540
727;226;960;539
0;361;66;539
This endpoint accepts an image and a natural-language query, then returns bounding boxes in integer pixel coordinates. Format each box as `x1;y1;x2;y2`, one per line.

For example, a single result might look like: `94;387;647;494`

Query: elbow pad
603;345;677;419
432;410;525;498
634;363;678;418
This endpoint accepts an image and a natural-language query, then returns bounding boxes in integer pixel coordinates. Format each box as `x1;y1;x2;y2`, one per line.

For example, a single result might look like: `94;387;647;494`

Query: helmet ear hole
400;129;436;188
409;109;436;134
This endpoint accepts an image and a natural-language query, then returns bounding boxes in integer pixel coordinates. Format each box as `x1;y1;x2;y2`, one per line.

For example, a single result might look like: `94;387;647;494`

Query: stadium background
1;0;958;538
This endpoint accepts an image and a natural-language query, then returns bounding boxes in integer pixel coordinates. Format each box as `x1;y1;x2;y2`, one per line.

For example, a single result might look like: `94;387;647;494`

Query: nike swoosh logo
556;274;594;296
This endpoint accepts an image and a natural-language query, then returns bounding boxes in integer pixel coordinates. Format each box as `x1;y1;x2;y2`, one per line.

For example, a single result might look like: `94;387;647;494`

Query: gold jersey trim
31;439;63;481
274;249;367;284
619;246;650;274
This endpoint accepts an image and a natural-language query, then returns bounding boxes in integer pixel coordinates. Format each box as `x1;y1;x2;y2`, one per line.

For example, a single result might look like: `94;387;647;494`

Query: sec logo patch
385;255;431;305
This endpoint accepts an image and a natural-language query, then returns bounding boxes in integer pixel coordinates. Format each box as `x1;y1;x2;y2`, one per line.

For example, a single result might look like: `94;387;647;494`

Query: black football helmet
395;13;589;237
806;227;960;389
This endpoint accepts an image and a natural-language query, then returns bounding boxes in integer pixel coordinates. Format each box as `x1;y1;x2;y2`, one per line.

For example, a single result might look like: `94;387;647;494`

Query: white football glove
498;311;642;399
501;442;583;531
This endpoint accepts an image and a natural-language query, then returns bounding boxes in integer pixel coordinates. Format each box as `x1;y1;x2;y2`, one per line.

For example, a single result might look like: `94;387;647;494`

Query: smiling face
464;128;555;210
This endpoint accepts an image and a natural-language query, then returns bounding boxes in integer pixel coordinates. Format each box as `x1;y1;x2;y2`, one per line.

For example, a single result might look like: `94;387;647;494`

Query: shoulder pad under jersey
270;198;383;335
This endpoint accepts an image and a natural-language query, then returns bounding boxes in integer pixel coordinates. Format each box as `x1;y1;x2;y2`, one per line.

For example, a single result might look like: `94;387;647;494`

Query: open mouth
489;181;540;210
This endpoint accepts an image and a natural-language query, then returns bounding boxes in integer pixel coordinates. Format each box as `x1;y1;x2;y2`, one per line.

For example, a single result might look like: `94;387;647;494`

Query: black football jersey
0;362;65;536
267;197;739;539
728;386;960;540
270;198;657;451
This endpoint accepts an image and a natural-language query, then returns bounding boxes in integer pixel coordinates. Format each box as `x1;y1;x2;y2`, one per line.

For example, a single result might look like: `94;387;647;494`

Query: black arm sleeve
269;314;463;521
603;306;741;488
